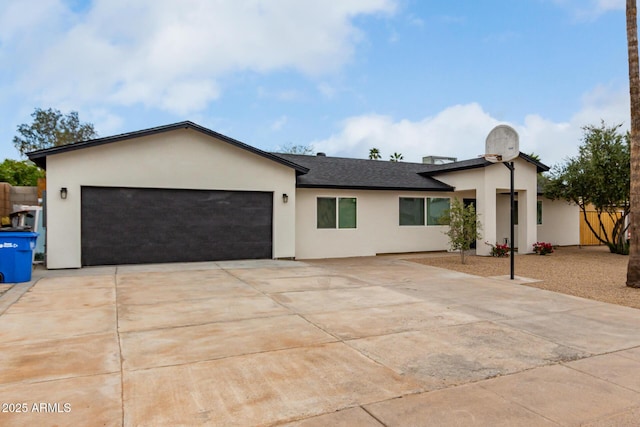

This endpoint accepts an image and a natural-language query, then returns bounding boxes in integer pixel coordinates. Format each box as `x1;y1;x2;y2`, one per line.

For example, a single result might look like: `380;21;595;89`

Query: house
27;121;579;269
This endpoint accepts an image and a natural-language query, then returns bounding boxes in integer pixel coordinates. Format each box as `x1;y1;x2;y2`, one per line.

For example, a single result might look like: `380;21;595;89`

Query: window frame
316;196;357;229
399;197;426;226
398;196;451;226
537;200;543;225
427;197;450;226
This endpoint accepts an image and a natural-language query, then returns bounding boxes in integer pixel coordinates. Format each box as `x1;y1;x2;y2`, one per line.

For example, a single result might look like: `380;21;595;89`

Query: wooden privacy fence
580;210;625;246
0;183;10;217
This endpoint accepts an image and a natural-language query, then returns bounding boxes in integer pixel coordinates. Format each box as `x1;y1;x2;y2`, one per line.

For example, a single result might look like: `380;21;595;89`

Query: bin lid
0;227;34;232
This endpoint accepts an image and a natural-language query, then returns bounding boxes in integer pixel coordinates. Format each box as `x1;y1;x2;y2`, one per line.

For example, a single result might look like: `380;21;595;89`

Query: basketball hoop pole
485;124;519;280
504;162;515;280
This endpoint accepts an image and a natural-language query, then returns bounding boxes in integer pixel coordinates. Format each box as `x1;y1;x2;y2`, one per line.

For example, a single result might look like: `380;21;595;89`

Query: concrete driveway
1;256;640;426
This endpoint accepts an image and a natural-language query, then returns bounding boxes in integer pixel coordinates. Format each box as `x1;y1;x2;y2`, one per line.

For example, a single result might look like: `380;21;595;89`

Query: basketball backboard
484;125;519;163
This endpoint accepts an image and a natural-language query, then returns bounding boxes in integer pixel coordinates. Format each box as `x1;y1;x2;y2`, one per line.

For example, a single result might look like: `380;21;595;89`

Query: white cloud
593;0;624;12
258;87;305;102
312;84;630;166
550;0;623;20
312;104;499;162
572;83;630;126
0;0;70;44
86;109;124;137
317;82;338;99
271;115;288;131
4;0;396;115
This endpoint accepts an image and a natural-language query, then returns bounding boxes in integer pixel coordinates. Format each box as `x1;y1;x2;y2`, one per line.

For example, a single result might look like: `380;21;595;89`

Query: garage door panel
81;187;273;266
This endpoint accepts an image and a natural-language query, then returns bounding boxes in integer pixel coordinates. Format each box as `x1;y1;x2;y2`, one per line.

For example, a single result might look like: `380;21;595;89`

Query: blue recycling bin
0;231;39;283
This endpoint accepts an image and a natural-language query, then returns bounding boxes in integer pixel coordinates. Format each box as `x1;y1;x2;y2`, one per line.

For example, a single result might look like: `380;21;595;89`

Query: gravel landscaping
408;245;640;310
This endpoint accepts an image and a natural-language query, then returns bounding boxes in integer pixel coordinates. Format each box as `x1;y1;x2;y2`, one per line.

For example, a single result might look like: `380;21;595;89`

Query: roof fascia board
27;121;308;173
421;153;549;176
420;162;489;176
296;184;454;192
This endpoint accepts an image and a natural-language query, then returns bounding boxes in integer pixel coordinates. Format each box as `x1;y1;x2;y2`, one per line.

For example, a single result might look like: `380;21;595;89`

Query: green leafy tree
277;143;315;155
0;159;45;186
528;152;551;192
545;122;630;254
440;198;482;264
389;152;404;162
527;152;541;162
13;108;98;157
369;147;381;160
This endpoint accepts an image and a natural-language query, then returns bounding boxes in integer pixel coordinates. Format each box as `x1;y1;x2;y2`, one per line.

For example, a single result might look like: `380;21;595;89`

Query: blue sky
0;0;631;166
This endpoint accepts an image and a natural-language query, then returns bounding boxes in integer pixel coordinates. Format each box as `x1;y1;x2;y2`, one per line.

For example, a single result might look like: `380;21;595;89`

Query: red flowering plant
486;241;509;257
532;242;554;255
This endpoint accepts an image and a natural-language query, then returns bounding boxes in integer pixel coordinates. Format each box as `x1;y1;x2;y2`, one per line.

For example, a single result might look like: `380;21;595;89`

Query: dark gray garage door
81;186;273;266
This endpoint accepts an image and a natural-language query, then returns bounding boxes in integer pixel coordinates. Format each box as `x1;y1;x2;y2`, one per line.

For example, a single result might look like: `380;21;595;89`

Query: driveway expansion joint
4;258;640;426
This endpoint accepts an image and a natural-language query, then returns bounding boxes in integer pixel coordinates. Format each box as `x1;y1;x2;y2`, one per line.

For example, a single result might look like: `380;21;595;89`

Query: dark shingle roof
274;154;454;191
420;152;549;176
420;157;491;174
27;121;309;173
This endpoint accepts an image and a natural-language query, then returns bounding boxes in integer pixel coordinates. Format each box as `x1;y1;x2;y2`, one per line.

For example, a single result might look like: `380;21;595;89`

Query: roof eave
296;184;454;192
420;153;551;176
518;152;550;173
420;161;489;176
27;121;309;173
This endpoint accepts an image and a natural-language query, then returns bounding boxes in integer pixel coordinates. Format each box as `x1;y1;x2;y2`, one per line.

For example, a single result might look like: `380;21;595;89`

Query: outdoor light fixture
282;193;289;203
60;187;68;200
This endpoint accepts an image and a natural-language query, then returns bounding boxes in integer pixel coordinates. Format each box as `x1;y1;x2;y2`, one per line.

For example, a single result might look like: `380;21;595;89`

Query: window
537;200;543;225
317;198;336;228
399;197;450;226
317;197;357;229
338;197;357;228
399;198;425;226
514;201;518;225
427;197;450;225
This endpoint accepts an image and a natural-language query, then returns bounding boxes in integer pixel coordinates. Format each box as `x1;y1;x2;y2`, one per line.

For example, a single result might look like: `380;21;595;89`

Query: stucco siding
46;129;297;268
536;198;580;246
434;159;540;255
496;194;513;247
295;188;453;259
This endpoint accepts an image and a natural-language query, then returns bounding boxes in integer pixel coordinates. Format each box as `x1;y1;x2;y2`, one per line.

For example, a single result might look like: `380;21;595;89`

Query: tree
369;148;381;160
277;143;315;155
527;152;541;162
528;152;551;192
441;198;482;264
389;152;404;162
545;123;630;254
627;0;640;287
0;159;45;186
13;108;98;156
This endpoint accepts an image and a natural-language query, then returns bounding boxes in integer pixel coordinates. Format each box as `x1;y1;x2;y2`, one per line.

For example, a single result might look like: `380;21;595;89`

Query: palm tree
369;148;381;160
627;0;640;287
389;152;404;162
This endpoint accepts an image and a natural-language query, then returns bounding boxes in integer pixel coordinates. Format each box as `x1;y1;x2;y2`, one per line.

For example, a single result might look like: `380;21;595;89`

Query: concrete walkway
0;257;639;426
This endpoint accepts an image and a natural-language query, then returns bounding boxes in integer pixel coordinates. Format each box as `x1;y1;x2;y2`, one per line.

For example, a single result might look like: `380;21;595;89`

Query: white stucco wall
536;198;580;246
496;196;580;249
295;189;454;259
432;158;540;255
45;129;297;268
293;159;578;260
